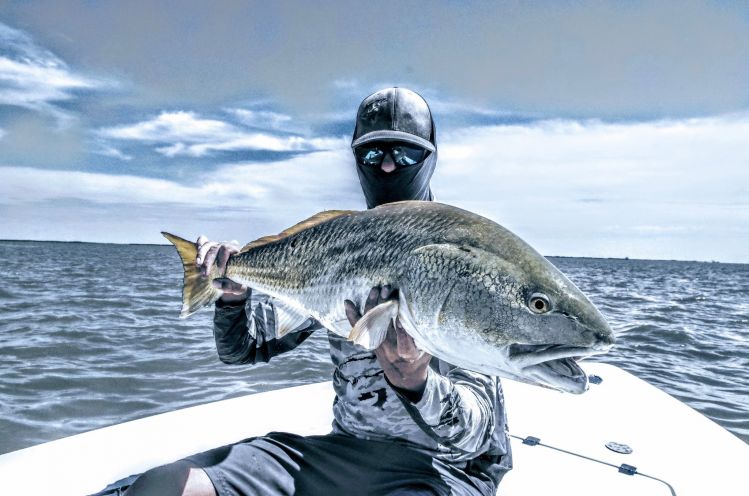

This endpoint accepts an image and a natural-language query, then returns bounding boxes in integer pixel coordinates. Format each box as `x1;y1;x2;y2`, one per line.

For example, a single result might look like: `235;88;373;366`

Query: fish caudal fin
162;232;222;318
348;300;398;350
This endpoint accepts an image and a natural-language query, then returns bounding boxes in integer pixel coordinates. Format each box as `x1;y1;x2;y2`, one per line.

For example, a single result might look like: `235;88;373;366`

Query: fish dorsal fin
240;210;355;253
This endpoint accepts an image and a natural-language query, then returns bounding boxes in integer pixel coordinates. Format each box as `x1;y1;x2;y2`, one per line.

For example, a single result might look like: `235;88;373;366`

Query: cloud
93;145;133;161
4;2;748;117
436;113;749;194
98;111;345;158
0;146;365;244
0;147;362;216
0;166;210;205
0;22;108;125
3;112;748;261
0;112;85;166
431;113;749;261
99;111;233;142
226;108;292;130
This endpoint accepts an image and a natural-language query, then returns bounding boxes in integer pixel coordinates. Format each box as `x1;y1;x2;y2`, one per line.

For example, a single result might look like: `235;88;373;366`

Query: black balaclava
351;87;438;209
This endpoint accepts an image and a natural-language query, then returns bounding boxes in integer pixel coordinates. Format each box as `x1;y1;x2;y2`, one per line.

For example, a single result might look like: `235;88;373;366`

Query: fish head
500;261;616;393
405;243;615;394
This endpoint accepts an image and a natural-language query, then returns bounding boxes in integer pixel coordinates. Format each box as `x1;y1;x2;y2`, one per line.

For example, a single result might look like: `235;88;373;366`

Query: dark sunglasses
354;142;429;168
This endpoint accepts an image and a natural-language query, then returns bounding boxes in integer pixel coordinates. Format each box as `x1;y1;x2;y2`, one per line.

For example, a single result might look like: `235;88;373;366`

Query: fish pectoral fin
348;300;398;350
329;317;354;338
271;300;312;338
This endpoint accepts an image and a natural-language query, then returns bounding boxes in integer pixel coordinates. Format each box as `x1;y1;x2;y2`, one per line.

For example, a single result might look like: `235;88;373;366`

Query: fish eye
528;293;551;314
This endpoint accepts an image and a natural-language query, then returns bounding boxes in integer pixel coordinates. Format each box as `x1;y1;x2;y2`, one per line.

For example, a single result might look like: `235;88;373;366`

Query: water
0;241;747;454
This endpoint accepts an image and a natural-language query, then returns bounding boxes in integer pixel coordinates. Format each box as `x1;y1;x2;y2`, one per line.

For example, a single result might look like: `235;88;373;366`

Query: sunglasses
354;142;429;168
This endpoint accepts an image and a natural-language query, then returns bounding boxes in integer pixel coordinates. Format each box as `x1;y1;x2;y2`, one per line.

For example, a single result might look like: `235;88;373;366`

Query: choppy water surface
0;241;747;453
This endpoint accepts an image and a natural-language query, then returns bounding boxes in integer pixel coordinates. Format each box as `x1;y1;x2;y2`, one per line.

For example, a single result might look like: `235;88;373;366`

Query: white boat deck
0;363;747;495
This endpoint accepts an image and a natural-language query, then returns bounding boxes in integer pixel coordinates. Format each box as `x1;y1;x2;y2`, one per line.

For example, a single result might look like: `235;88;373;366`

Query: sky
1;1;748;263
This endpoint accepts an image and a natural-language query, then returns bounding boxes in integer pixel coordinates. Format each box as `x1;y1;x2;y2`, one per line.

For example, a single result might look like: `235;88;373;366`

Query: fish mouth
508;343;611;394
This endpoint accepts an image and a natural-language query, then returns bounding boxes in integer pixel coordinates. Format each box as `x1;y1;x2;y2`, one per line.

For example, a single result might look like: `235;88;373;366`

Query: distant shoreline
0;239;163;247
1;238;744;265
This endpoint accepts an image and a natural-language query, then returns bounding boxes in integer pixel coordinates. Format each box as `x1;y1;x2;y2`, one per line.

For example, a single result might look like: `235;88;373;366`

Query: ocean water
0;240;747;454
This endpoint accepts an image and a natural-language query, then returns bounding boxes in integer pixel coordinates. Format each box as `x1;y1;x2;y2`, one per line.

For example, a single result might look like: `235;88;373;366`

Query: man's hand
195;235;248;303
344;286;432;402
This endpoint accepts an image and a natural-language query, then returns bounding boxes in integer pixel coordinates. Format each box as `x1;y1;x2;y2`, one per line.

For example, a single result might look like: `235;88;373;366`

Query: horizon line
0;238;744;266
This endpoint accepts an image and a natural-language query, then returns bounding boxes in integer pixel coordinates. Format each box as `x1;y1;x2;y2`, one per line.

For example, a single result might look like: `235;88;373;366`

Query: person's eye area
391;145;425;166
360;148;384;164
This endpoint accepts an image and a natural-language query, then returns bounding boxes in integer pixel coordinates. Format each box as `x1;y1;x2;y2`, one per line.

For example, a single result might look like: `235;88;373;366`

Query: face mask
355;123;438;209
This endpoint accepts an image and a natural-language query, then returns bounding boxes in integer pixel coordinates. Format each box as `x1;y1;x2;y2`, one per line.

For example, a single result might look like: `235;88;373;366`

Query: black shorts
184;431;498;496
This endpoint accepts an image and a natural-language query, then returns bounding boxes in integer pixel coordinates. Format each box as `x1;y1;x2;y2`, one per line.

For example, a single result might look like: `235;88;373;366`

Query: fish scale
163;200;615;393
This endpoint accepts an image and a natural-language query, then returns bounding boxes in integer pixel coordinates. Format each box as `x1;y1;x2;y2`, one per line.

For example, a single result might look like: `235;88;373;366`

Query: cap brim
351;130;435;152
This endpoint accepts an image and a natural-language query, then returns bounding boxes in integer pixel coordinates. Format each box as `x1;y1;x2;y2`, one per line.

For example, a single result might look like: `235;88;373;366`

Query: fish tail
162;232;222;318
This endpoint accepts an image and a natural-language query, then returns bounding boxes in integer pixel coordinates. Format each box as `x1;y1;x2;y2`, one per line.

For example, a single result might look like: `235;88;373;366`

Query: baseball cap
351;87;435;152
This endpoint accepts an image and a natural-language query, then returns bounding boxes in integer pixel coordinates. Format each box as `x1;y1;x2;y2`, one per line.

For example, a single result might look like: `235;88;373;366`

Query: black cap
351;87;435;152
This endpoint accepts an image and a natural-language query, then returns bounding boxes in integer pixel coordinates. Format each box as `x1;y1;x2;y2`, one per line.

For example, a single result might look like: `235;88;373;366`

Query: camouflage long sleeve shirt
213;289;511;478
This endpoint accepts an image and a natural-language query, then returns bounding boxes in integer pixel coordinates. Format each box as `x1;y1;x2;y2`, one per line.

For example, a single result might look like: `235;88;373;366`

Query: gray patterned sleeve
392;360;499;455
213;288;323;365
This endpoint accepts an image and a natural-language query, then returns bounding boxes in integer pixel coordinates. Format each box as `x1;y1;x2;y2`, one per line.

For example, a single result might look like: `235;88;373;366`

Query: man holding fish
130;87;613;495
129;87;511;496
